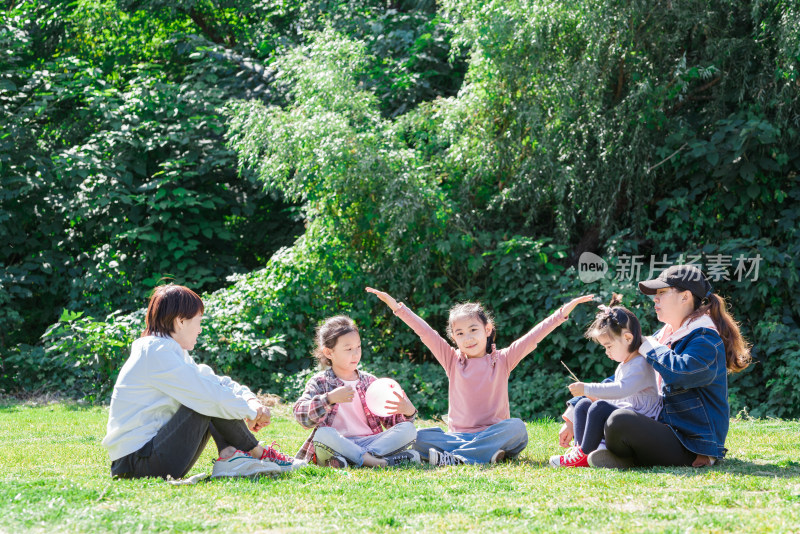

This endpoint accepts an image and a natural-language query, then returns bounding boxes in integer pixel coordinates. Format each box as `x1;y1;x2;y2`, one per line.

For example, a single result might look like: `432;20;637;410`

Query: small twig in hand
560;361;580;383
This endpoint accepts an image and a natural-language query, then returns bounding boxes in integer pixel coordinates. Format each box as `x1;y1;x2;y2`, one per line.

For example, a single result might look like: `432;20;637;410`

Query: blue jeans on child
573;398;618;453
412;418;529;464
312;421;416;467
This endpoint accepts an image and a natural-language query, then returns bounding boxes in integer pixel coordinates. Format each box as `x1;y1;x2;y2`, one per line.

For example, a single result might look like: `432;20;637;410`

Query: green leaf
59;309;84;322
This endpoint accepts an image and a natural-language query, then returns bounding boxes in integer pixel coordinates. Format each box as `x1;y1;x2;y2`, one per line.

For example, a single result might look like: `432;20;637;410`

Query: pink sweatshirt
394;304;568;433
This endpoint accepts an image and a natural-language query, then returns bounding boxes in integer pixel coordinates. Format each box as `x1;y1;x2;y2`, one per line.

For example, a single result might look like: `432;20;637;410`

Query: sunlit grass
1;400;798;533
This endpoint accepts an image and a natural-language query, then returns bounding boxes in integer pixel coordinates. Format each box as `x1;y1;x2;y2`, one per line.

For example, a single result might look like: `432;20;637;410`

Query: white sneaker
490;449;506;464
428;448;465;466
211;450;281;478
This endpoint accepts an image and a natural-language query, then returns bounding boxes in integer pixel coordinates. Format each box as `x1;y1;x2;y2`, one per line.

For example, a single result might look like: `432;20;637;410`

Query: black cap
638;265;713;300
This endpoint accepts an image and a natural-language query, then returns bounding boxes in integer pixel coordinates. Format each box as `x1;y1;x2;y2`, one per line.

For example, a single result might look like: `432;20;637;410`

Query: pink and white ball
365;378;404;417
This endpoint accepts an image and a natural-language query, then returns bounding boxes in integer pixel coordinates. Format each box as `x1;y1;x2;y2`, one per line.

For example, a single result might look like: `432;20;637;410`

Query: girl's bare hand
562;294;595;317
366;287;401;312
327;385;356;405
567;381;586;397
558;422;574;448
383;390;416;417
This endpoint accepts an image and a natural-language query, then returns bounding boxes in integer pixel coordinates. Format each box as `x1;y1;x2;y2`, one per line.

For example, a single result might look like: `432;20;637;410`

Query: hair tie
597;305;619;325
705;289;713;298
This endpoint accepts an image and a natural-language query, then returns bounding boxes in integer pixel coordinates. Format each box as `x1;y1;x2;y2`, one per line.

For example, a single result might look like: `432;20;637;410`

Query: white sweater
102;335;258;461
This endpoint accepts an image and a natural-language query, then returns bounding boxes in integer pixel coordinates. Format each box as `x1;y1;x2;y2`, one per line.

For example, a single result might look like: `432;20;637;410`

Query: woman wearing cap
588;265;751;468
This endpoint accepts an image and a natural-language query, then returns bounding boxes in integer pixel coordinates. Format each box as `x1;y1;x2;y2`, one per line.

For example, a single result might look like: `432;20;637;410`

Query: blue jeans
312;421;416;467
412;418;529;464
573;398;617;454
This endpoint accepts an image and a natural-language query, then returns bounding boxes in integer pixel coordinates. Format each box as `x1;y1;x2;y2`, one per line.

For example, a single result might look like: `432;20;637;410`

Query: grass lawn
1;399;799;533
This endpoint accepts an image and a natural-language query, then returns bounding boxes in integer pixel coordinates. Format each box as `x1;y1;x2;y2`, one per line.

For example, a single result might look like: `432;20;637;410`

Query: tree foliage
4;0;800;420
0;0;304;350
0;0;464;352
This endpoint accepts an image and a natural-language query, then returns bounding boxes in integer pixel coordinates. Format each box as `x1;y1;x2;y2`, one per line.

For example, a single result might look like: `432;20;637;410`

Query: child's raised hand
384;390;416;417
561;294;595;317
366;287;401;312
567;381;585;397
327;385;356;405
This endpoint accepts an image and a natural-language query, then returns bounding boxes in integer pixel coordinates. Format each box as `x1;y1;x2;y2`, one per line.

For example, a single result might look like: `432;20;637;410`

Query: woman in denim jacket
588;265;751;468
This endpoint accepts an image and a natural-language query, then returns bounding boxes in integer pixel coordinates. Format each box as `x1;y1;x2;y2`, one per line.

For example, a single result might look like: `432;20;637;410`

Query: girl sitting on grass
293;315;420;468
549;294;661;468
367;287;593;466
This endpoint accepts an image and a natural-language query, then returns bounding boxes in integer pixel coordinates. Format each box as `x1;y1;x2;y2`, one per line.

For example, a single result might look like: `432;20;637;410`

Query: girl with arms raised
367;287;593;466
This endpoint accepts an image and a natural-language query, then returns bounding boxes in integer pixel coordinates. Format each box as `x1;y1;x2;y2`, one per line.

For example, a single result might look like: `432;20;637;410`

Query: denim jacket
641;327;728;459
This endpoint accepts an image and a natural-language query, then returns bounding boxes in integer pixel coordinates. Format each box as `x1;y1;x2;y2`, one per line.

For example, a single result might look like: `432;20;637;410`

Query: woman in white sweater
102;284;298;479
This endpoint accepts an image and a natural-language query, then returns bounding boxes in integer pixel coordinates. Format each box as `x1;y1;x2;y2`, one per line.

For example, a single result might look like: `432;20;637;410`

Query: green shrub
12;1;800;423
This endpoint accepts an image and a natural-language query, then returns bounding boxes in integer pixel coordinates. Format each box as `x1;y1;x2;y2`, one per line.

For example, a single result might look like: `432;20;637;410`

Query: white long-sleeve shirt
582;355;662;419
102;335;258;461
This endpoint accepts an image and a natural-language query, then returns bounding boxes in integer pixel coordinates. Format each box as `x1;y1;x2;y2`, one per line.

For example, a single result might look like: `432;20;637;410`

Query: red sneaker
259;441;299;471
549;446;589;468
260;441;292;462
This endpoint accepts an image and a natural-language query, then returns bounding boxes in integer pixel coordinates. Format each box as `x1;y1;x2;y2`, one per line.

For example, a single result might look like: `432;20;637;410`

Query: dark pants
573;398;617;454
110;405;259;479
604;409;697;467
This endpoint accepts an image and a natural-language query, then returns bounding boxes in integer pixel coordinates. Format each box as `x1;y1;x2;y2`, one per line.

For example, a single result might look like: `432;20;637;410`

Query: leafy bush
8;1;800;423
0;0;303;350
1;0;466;351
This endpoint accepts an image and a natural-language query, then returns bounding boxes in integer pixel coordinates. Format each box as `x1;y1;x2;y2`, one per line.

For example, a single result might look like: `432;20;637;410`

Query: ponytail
585;293;643;353
486;327;496;354
689;293;751;373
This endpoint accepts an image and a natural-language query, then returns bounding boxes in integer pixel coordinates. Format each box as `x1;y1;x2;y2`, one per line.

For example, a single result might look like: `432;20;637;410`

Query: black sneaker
384;449;421;467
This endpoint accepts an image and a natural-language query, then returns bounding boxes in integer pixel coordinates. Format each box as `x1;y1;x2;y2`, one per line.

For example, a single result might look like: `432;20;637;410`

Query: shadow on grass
0;394;100;413
645;458;800;479
522;455;800;478
510;458;550;469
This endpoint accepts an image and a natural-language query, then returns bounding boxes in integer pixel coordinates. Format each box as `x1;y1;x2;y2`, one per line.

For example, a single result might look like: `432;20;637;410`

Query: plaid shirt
293;368;416;463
